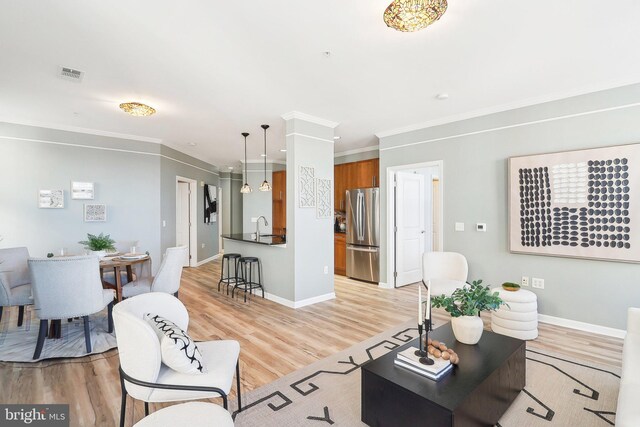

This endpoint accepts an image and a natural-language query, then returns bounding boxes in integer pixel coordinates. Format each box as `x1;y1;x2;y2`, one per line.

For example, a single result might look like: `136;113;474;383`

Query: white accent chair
28;256;115;359
616;307;640;427
133;402;234;427
121;247;187;299
422;251;469;297
0;247;33;327
113;293;241;427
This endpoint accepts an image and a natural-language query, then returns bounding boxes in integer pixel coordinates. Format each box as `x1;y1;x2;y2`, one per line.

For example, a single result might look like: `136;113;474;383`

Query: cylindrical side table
491;287;539;340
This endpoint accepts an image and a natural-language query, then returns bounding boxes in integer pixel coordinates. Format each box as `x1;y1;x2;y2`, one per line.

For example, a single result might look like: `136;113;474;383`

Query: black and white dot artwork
510;145;639;263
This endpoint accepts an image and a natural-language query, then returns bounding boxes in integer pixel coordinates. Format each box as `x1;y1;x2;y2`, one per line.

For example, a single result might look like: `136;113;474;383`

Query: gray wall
220;172;243;245
379;83;640;330
335;149;379;165
241;163;274;234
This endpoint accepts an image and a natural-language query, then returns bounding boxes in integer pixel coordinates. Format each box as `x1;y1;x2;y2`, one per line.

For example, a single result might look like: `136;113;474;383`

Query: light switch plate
476;223;487;232
455;222;465;232
532;277;544;289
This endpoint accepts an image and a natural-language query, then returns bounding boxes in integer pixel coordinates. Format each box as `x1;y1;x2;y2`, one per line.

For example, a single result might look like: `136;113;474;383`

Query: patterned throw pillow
144;313;207;374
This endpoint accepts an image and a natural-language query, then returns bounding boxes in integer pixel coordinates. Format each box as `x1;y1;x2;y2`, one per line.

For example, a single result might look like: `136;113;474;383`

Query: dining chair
0;247;33;327
422;251;469;297
121;246;187;299
29;256;115;359
113;292;241;427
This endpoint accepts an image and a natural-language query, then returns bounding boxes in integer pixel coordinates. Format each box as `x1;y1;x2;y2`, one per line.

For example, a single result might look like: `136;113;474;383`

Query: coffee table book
395;347;452;380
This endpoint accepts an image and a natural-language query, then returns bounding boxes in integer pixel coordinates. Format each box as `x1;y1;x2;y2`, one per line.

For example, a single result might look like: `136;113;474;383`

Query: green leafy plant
431;280;505;317
79;233;116;252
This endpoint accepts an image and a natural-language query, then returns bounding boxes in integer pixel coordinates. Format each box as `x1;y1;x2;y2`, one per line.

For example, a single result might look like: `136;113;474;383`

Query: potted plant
79;233;116;258
431;280;505;345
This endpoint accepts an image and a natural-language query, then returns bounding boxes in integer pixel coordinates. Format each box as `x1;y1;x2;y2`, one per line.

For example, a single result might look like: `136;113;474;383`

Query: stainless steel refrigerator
346;188;380;283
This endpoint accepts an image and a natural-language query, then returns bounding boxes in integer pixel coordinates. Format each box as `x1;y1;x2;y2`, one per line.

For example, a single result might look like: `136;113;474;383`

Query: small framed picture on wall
38;189;64;208
71;182;95;200
84;204;107;222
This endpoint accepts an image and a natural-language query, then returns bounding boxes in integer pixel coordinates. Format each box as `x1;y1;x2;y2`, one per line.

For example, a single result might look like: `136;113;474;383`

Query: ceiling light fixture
119;102;156;117
383;0;447;32
280;149;287;152
435;93;449;100
334;136;341;141
228;166;234;170
240;132;252;194
259;125;272;192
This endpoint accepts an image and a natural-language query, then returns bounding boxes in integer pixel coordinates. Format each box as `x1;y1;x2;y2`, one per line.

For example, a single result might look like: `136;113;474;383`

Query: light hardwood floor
0;259;624;426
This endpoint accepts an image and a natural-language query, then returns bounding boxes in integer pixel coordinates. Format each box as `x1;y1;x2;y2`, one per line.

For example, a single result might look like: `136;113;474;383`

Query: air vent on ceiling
58;66;84;82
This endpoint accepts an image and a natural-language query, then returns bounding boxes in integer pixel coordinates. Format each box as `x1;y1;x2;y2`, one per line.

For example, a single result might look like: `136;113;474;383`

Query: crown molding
335;145;379;158
375;77;640;139
241;159;286;165
281;111;339;129
0;118;163;144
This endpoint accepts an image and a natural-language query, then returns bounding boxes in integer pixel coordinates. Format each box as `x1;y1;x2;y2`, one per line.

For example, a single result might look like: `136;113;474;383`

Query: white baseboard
195;253;221;267
264;292;336;309
538;314;626;339
378;282;393;289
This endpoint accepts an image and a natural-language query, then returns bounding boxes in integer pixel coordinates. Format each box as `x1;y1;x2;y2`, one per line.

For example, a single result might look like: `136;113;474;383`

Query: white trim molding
335;145;379;158
196;253;222;267
264;292;336;309
285;132;334;143
281;111;339;129
538;314;626;339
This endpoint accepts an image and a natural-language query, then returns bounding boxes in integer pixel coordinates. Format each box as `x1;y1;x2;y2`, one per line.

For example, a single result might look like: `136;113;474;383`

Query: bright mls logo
1;405;69;426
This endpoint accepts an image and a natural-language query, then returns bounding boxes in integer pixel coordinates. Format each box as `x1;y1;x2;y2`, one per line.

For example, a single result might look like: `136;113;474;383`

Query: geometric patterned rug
232;319;620;426
0;305;117;362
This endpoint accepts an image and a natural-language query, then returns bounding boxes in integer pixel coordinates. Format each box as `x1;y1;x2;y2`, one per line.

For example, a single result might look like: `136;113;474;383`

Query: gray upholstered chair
29;256;115;359
121;247;187;299
0;247;33;327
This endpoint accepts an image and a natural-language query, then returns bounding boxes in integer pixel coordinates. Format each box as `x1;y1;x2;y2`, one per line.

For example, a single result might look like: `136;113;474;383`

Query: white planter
91;250;107;259
451;315;484;345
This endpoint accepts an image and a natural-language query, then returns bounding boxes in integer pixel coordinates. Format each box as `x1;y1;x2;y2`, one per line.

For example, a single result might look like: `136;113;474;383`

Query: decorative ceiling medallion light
259;124;272;192
240;132;252;194
119;102;156;117
383;0;447;32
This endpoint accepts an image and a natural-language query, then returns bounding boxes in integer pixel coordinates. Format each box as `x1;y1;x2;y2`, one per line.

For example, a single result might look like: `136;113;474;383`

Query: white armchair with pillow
0;247;33;327
29;256;115;359
113;292;241;427
121;246;187;299
616;307;640;427
422;251;469;297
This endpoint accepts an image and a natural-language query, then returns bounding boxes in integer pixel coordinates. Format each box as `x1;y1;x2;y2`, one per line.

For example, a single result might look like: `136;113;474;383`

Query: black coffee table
361;323;525;427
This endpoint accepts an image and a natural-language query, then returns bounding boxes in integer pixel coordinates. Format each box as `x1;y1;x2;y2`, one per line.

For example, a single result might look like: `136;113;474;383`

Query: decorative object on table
425;338;459;365
79;232;116;259
394;346;452;381
38;189;64;208
509;143;639;263
316;178;332;218
259;124;272;192
299;166;315;208
70;181;95;200
501;282;521;292
204;184;217;223
46;253;54;258
491;287;539;340
414;281;433;364
383;0;448;33
84;204;107;222
240;132;252;194
431;279;504;345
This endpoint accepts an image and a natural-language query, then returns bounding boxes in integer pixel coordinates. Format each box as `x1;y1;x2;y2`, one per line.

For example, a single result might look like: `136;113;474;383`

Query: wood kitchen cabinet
334;158;379;212
272;170;286;235
334;163;347;211
334;232;346;275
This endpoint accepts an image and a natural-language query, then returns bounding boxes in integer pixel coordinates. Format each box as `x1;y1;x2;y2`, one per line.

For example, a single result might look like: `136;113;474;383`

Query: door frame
218;186;223;253
386;160;444;288
176;176;198;267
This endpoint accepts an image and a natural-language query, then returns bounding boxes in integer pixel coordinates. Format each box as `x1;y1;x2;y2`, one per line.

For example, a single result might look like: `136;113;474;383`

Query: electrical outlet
162;220;166;227
455;222;465;232
323;266;329;274
532;277;544;289
521;276;529;287
201;243;205;248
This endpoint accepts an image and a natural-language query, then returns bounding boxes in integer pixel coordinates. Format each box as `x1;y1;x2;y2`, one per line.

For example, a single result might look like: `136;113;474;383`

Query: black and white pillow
144;313;207;374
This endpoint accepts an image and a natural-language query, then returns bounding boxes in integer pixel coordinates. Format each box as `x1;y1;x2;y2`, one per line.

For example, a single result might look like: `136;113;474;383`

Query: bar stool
218;253;242;295
232;257;264;302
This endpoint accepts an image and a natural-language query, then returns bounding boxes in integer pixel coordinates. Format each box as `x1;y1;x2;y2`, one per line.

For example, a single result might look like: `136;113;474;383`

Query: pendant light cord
263;127;267;181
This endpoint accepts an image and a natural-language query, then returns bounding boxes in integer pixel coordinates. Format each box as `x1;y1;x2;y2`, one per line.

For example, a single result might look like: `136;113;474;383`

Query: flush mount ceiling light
333;136;341;141
259;124;272;192
383;0;447;32
240;132;252;194
119;102;156;117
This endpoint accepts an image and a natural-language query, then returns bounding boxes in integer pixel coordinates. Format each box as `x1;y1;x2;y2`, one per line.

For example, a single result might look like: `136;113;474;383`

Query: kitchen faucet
256;216;268;239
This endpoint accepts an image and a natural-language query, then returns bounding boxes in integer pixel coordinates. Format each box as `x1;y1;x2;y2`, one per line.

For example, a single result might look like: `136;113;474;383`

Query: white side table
491;287;538;340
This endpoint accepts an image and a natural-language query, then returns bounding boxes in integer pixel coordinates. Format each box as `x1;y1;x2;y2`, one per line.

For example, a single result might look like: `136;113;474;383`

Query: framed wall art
316;178;332;218
299;166;315;208
84;204;107;222
204;184;217;224
509;143;639;263
38;189;64;208
71;182;95;200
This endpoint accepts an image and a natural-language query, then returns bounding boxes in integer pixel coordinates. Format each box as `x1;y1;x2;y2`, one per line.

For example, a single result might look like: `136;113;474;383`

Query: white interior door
396;172;425;286
176;181;191;267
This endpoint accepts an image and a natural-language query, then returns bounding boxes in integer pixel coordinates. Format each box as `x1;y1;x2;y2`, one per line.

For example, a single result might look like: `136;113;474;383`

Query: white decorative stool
134;402;234;427
491;287;538;340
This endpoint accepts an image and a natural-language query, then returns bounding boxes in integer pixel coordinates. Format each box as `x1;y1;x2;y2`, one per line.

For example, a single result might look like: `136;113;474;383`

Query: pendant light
259;124;272;192
240;132;252;194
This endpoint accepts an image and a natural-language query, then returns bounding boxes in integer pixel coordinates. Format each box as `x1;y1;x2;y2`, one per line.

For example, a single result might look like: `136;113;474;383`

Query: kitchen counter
222;233;286;246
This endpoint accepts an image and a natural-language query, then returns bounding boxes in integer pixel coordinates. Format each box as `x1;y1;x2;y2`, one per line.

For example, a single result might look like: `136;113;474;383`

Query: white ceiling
1;1;640;169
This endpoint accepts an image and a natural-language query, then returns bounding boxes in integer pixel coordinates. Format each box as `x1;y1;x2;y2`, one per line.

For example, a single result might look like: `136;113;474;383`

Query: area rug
232;320;620;426
0;305;117;362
